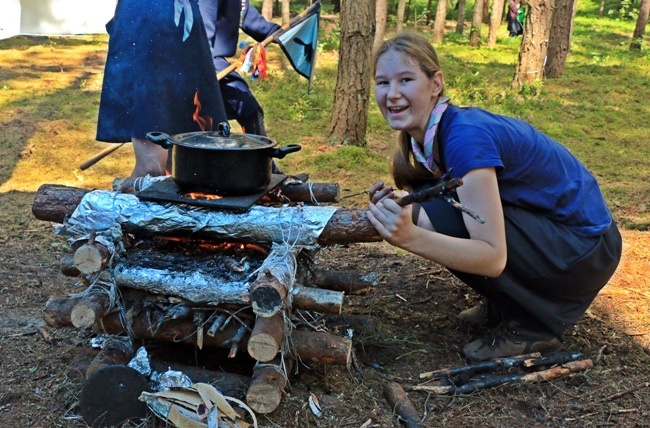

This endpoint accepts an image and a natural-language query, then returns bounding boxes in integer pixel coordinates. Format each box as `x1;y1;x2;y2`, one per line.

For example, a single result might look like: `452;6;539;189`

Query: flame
154;236;269;255
193;90;213;131
184;192;223;201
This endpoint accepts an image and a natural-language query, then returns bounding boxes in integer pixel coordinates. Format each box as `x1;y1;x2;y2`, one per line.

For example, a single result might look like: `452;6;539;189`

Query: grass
0;1;648;228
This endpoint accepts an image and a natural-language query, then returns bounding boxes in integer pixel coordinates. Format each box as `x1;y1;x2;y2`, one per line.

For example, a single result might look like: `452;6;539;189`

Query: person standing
507;0;523;37
368;31;621;362
96;0;228;188
198;0;281;137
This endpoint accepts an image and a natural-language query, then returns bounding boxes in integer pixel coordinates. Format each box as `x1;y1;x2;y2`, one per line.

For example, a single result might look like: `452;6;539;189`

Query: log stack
33;183;379;417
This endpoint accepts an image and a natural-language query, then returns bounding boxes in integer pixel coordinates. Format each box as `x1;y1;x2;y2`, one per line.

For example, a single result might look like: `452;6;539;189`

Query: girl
367;31;621;362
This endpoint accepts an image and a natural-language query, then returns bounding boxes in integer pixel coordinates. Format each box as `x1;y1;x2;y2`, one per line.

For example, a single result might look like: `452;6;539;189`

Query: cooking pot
146;123;301;195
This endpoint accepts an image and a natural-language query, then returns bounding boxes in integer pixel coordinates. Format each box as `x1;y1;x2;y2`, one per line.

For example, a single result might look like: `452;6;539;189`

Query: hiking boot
457;303;500;328
462;320;562;363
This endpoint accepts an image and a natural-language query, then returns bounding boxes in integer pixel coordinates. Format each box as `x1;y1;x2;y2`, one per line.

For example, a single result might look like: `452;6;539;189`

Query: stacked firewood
33;182;381;417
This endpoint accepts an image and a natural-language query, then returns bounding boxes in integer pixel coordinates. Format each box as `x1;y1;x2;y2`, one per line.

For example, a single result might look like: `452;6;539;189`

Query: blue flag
276;3;320;86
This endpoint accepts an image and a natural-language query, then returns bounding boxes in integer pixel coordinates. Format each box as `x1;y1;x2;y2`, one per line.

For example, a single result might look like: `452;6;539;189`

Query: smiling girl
367;31;622;362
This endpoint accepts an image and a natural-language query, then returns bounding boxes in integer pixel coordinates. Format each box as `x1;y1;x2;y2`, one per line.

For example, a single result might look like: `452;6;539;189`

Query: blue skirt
96;0;227;142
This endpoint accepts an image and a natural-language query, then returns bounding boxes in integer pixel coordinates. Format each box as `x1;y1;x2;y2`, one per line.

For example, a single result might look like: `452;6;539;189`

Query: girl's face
374;49;443;143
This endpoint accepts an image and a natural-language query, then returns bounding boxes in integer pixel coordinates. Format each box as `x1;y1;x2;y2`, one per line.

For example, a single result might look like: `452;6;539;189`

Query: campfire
32;175;382;426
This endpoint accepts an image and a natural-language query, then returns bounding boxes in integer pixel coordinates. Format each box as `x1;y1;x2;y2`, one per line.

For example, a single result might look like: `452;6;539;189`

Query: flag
276;2;320;88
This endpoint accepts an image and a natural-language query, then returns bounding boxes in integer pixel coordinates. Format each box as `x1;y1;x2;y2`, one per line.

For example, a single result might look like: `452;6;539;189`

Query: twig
598;382;650;403
2;331;38;339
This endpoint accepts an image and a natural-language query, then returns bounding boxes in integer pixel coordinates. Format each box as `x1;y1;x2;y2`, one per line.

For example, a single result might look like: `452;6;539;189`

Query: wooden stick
310;269;378;295
43;295;80;327
71;292;111;329
290;285;343;314
419;352;585;380
291;329;352;366
414;359;594;395
251;272;288;318
248;314;285;362
86;336;134;378
383;382;423;428
246;357;294;414
79;143;126;170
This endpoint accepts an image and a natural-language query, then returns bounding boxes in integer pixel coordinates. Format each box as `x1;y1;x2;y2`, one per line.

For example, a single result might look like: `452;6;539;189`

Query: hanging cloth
411;96;450;173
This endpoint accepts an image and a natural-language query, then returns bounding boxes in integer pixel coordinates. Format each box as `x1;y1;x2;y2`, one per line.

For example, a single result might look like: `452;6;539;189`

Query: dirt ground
0;188;649;427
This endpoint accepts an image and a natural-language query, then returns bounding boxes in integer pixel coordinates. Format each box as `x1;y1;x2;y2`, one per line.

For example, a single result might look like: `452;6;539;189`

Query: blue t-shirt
437;105;612;236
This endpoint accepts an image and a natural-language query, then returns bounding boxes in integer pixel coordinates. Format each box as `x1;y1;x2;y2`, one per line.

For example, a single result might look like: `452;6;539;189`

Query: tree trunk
326;0;375;146
433;0;449;43
598;0;605;19
262;0;274;21
281;0;291;26
631;0;650;50
396;0;407;32
456;0;467;33
512;0;553;88
482;0;491;23
487;0;506;47
374;0;389;52
545;0;578;78
469;0;485;47
426;0;434;25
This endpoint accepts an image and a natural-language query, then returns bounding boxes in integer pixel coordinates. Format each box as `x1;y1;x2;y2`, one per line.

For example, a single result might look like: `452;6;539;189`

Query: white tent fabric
1;0;115;40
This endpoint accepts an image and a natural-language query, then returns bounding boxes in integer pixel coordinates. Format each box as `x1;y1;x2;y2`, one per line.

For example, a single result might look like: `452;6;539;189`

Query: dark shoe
462;320;562;363
457;302;500;328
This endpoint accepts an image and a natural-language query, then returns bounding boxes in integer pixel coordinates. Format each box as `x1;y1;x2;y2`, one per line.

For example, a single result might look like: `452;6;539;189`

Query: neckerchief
411;96;449;173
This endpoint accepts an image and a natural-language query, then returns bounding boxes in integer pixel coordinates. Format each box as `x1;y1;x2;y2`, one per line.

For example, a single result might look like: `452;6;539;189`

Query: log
86;336;134;378
149;360;250;400
250;272;287;318
47;299;352;364
60;253;81;277
73;239;111;275
291;329;352;366
325;314;377;338
43;295;80;327
290;285;343;315
31;184;383;245
383;381;423;428
310;269;379;295
71;292;111;329
247;314;285;362
31;184;89;223
246;357;294;414
278;182;340;203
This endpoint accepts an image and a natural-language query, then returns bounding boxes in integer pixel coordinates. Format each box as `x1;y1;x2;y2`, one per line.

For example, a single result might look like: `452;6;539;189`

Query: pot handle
146;132;173;149
272;144;302;159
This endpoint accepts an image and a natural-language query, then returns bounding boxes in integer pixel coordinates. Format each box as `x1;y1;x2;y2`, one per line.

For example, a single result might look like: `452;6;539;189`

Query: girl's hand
368;181;395;204
367;196;414;247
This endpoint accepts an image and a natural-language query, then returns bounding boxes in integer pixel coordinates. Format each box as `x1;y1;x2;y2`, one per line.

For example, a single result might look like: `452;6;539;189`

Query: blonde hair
374;31;446;189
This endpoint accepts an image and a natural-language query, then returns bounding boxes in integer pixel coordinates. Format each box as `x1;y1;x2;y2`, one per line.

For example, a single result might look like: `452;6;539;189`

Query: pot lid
170;131;276;150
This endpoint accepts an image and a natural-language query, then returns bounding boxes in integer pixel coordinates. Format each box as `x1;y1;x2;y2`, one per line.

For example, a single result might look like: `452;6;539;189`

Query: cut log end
246;383;283;414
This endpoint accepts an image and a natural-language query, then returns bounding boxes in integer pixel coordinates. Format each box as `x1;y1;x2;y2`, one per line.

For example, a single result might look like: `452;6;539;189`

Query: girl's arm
367;168;507;277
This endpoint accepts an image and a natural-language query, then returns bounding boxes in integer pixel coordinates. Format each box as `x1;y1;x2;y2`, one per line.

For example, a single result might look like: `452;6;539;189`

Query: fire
184;192;223;201
193;90;213;131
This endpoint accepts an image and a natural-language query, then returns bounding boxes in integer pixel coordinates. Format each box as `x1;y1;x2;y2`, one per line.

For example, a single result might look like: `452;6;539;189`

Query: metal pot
146;123;301;195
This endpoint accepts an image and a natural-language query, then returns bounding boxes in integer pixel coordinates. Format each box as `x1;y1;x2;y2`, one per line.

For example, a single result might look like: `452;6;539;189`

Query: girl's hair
374;31;446;189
